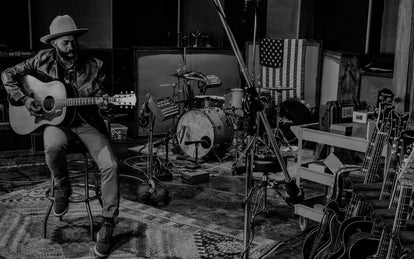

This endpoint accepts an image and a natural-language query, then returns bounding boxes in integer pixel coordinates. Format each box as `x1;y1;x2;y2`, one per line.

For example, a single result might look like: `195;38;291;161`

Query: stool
43;140;102;241
252;156;287;213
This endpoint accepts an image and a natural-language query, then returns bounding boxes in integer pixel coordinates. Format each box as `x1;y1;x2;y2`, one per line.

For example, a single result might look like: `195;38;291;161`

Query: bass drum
266;99;313;144
176;108;234;158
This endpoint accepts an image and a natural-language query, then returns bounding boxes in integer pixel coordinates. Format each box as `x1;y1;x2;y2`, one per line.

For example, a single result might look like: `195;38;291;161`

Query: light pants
43;123;119;218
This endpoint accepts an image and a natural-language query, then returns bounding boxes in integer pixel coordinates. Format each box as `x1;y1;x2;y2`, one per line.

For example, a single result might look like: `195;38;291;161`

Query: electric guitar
306;104;394;259
326;111;410;258
8;75;136;135
346;148;414;258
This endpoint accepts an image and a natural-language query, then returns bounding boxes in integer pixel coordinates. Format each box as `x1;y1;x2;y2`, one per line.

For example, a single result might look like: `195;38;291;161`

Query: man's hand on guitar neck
96;94;113;119
23;96;42;117
96;94;112;111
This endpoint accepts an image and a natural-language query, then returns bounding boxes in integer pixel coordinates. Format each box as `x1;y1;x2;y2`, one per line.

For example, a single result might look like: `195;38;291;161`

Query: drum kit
147;70;313;163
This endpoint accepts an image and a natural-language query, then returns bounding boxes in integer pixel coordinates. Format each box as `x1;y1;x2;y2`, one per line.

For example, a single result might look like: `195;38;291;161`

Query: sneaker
94;221;115;258
52;183;72;217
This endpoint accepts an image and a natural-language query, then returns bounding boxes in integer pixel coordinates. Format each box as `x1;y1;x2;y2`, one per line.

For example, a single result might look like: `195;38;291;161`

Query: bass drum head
176;108;233;158
266;99;313;143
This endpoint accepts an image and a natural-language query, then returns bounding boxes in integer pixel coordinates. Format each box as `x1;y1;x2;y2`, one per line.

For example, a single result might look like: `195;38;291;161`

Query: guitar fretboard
51;97;116;107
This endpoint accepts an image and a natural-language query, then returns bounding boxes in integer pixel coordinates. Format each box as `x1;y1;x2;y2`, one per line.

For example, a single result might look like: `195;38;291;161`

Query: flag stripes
260;39;305;103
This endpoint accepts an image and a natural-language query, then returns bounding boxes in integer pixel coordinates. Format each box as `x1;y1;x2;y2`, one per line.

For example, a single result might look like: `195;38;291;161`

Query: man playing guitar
1;15;119;258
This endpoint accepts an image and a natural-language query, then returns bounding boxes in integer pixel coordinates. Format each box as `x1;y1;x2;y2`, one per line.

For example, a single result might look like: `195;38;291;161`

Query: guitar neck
364;131;389;183
56;97;114;107
387;184;413;258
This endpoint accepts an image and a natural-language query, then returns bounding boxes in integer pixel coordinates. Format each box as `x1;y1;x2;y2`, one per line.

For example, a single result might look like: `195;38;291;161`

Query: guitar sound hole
43;96;55;112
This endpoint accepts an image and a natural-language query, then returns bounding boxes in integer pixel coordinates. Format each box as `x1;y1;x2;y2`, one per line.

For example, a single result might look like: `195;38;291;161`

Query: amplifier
319;100;367;132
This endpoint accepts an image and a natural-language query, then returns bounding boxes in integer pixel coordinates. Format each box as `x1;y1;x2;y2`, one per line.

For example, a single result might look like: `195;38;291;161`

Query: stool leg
43;201;53;238
43;179;54;238
83;154;95;241
262;174;268;213
93;166;103;208
85;201;94;241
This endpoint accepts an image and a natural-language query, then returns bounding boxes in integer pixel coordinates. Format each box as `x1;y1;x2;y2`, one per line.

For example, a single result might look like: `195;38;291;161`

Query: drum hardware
183;139;208;169
171;71;221;95
194;95;225;109
211;1;304;258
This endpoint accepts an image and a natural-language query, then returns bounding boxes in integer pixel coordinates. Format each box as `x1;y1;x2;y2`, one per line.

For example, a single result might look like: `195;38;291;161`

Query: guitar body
329;218;374;258
9;76;77;135
303;227;318;259
346;232;379;259
312;213;342;259
308;201;346;259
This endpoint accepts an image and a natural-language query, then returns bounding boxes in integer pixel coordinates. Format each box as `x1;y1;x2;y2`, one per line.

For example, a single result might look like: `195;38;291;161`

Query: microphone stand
210;0;304;258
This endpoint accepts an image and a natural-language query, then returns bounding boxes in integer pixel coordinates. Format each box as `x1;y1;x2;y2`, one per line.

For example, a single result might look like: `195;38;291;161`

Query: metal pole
148;113;155;178
365;0;373;54
177;0;181;47
211;0;293;182
28;0;33;49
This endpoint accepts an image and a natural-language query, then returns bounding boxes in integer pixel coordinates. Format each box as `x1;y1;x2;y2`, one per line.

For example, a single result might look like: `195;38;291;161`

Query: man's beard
57;48;78;63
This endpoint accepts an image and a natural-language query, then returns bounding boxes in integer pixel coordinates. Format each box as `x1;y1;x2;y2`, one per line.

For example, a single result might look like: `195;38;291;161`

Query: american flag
259;38;305;103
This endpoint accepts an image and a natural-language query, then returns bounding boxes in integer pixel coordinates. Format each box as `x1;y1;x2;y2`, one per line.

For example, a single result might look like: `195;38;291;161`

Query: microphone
138;103;149;127
184;136;211;149
184;140;202;145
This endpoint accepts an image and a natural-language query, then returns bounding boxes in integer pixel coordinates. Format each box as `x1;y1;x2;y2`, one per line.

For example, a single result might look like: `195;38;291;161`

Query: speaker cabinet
357;71;393;107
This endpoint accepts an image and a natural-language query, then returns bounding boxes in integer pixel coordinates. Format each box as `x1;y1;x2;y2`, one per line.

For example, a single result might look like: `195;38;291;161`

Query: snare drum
176;108;234;158
194;95;225;109
224;88;244;117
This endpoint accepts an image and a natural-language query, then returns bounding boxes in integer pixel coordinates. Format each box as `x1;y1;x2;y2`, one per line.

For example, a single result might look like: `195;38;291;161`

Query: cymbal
260;87;293;91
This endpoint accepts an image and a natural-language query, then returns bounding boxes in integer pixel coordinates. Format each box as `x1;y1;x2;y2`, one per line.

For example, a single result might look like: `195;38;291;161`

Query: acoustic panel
358;73;393;107
133;48;240;138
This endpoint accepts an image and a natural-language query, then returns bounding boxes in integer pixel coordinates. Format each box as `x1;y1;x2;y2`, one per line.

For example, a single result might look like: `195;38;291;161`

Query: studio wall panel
0;0;30;50
31;0;112;49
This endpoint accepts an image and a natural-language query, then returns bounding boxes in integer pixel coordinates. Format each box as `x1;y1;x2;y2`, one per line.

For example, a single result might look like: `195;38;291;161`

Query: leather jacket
1;48;110;135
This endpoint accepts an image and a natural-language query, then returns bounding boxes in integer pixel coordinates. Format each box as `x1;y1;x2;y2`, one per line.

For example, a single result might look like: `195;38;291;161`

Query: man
1;15;119;258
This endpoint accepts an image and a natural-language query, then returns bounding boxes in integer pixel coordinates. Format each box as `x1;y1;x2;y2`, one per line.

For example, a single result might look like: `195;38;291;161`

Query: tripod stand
210;0;304;258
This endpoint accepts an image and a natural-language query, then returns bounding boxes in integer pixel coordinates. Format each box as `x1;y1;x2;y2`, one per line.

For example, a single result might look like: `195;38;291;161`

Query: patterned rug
0;182;277;259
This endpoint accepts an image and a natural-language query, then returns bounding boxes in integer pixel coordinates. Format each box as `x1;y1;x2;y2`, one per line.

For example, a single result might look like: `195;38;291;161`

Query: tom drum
223;88;244;117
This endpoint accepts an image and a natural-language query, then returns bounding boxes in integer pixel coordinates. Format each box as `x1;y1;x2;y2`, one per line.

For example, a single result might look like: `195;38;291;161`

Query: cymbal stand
211;1;304;258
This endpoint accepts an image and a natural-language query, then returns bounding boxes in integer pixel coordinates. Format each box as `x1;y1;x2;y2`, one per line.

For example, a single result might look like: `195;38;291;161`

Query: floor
0;137;320;258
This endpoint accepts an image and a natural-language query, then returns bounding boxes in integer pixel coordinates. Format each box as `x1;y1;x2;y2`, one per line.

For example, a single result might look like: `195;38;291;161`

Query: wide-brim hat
40;15;89;44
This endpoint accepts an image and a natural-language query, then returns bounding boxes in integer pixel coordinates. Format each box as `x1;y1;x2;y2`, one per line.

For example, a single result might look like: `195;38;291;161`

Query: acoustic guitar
8;75;136;135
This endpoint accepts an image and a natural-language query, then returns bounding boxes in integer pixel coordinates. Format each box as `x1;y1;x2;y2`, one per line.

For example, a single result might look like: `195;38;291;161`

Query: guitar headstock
376;103;395;137
376;88;395;108
397;142;414;183
110;92;137;108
